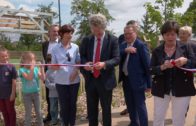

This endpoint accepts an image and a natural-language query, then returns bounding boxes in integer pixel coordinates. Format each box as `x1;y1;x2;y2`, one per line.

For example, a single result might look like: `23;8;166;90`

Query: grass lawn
9;58;20;63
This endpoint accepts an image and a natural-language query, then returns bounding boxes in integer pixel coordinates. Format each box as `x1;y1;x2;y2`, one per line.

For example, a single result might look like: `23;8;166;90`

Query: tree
141;12;158;50
71;0;114;40
181;0;196;36
36;2;58;26
19;34;41;50
0;33;15;50
141;0;184;49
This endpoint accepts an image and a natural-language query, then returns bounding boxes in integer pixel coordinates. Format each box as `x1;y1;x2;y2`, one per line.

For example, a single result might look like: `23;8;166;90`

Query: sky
1;0;193;36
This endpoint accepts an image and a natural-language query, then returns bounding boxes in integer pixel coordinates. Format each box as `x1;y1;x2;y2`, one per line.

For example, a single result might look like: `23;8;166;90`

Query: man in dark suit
42;24;59;123
118;20;140;116
79;13;120;126
118;20;140;45
119;25;151;126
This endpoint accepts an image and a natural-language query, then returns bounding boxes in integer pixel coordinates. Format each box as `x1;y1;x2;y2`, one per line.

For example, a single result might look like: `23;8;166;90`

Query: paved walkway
76;96;196;126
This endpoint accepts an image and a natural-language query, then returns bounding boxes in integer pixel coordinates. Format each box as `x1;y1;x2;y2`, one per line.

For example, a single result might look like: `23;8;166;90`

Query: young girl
0;46;17;126
19;52;45;126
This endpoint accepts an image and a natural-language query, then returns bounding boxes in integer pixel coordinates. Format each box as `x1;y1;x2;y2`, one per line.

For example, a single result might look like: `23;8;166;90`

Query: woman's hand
174;57;187;67
69;70;78;82
160;60;174;70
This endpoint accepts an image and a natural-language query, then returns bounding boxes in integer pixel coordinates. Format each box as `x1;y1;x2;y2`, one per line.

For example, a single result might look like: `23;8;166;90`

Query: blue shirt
45;69;58;97
0;65;17;99
19;67;40;93
51;42;80;85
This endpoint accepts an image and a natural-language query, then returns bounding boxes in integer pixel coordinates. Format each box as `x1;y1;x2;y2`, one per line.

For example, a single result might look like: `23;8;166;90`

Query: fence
16;74;86;103
9;51;43;61
8;50;86;102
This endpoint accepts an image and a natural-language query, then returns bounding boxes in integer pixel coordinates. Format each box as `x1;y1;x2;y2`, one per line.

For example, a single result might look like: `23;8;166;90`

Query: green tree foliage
19;34;42;50
141;12;158;50
71;0;114;40
180;0;196;36
142;0;184;49
36;2;58;26
0;33;15;50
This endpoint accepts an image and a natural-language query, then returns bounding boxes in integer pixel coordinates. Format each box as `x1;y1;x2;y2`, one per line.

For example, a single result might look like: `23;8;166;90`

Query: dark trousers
45;87;51;119
123;80;148;126
122;76;130;116
56;83;79;126
86;78;112;126
0;98;16;126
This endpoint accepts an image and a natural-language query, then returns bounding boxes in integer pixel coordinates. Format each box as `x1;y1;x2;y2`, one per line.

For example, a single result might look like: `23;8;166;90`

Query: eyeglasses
66;52;71;62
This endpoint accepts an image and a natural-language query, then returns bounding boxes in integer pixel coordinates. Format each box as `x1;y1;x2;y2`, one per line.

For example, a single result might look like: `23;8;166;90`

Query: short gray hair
124;25;137;33
126;20;140;33
88;13;107;29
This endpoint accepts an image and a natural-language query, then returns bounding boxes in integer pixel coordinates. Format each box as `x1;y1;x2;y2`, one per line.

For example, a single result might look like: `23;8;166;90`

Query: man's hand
84;62;93;71
145;88;152;98
94;62;106;70
145;88;151;93
125;46;137;54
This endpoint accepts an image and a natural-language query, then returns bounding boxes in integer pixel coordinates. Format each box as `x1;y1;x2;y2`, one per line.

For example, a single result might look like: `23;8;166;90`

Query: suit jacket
79;32;120;90
150;41;196;98
187;40;196;67
42;41;49;62
42;40;60;63
119;38;151;90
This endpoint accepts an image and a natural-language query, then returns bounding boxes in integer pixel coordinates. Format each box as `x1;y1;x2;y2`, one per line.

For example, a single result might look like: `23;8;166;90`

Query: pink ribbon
0;63;93;67
171;61;196;72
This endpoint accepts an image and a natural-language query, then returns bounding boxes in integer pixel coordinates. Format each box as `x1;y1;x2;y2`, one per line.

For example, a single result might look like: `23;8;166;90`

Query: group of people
0;13;196;126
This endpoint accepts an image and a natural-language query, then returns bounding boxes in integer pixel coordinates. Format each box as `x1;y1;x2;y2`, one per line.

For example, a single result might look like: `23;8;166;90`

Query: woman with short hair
51;24;80;126
150;20;196;126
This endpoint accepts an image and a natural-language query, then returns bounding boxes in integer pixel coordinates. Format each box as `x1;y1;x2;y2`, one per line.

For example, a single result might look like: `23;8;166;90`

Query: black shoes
120;108;128;115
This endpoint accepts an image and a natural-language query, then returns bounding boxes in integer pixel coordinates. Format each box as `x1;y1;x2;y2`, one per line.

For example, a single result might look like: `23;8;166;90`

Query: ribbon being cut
0;62;93;67
171;60;196;73
1;61;196;72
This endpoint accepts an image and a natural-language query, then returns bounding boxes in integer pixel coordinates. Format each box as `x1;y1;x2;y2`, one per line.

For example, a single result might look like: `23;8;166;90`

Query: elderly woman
150;20;196;126
179;26;192;43
51;24;80;126
179;25;196;57
80;14;119;126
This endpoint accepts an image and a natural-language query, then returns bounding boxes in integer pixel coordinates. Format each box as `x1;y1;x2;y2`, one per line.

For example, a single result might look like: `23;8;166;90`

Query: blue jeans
56;83;80;126
49;97;59;124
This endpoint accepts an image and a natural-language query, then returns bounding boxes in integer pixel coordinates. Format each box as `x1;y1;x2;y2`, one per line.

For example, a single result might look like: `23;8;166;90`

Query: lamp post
58;0;61;26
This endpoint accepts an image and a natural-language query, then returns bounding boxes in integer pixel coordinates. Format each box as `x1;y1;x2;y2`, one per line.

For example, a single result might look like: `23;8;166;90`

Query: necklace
164;45;176;57
164;46;176;50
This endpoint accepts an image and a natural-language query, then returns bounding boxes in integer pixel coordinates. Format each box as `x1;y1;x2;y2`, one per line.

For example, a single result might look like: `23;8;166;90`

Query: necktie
93;38;101;78
123;44;131;76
